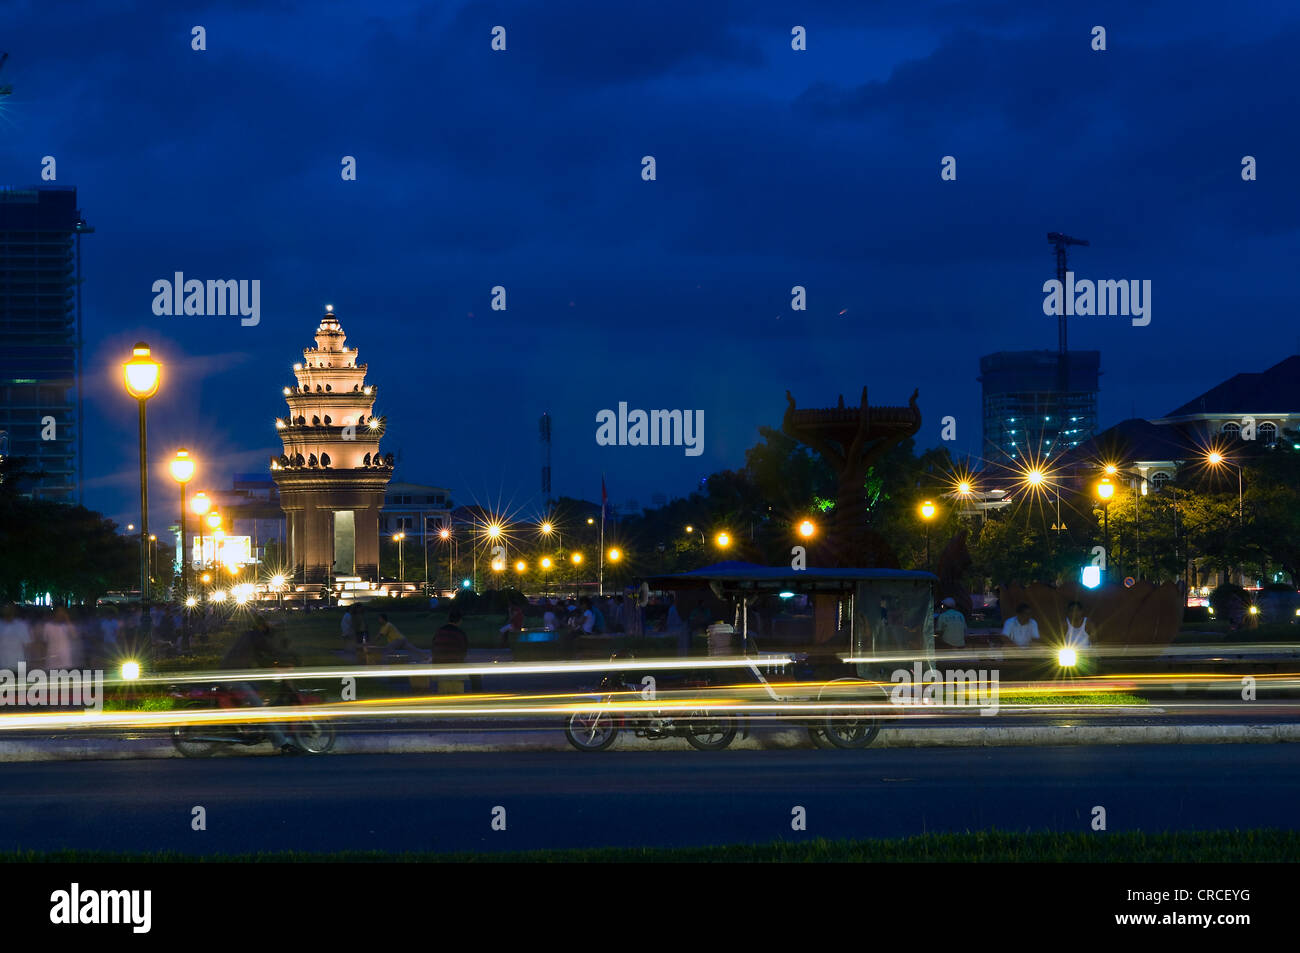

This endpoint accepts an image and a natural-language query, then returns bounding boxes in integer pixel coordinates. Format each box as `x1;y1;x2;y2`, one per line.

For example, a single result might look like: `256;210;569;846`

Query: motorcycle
564;657;737;752
168;678;336;758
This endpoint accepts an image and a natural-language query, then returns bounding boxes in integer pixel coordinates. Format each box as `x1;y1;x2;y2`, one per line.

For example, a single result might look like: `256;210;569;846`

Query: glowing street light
797;520;816;539
607;547;621;562
1205;450;1243;527
919;500;937;570
1096;478;1114;577
170;449;195;602
715;532;731;549
122;342;161;600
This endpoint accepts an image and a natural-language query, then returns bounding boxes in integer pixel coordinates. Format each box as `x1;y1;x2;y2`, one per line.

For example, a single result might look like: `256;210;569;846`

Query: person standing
43;608;81;669
1063;601;1095;648
0;604;30;671
935;597;967;651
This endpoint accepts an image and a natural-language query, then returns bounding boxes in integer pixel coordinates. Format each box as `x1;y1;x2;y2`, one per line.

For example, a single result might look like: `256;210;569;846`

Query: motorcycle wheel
820;678;883;749
683;712;737;751
821;714;881;749
565;710;618;751
292;718;336;754
171;724;219;758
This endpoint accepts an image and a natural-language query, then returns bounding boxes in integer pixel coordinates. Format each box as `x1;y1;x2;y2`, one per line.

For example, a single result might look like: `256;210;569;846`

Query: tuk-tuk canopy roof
648;561;937;591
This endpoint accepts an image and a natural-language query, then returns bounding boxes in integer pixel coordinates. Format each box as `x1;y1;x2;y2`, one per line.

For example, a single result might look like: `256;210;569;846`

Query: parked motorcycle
169;679;335;758
564;657;737;752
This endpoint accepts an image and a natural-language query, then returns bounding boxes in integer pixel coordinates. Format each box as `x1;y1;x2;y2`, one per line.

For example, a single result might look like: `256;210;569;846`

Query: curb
0;723;1297;761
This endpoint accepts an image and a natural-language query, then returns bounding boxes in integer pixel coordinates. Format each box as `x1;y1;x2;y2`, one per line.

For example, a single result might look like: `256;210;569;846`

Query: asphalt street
0;744;1296;854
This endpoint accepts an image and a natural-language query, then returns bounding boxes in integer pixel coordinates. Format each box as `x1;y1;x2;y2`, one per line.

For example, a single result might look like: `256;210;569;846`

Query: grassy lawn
3;829;1294;862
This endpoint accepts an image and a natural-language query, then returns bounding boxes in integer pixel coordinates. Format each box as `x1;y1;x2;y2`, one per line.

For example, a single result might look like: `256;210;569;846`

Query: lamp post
541;556;552;597
1097;478;1114;579
122;343;160;600
207;511;222;571
148;535;157;587
169;449;195;601
1206;452;1243;527
919;500;936;570
394;531;406;582
190;491;210;579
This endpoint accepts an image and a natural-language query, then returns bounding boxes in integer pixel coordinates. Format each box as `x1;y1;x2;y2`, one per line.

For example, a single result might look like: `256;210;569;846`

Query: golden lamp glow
122;343;161;400
1207;451;1224;466
184;596;198;608
487;524;502;539
685;525;694;534
200;573;212;584
920;501;936;520
207;512;222;530
1097;479;1115;501
190;492;211;517
715;532;731;548
1104;464;1118;475
1057;647;1078;667
798;520;816;538
587;517;595;525
1249;605;1259;616
957;481;972;496
515;560;527;572
491;559;505;572
571;552;583;564
270;574;286;588
439;527;451;540
1026;469;1045;486
608;548;621;562
541;522;553;535
120;661;141;681
211;590;227;603
394;532;405;541
541;557;552;569
169;448;195;484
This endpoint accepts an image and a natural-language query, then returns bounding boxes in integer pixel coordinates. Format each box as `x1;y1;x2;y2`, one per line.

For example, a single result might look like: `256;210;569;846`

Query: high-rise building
979;350;1100;462
0;187;92;501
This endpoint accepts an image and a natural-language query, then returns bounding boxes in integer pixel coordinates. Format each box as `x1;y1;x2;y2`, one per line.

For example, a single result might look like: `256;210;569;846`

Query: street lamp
1097;478;1115;578
919;500;936;570
170;449;195;602
122;342;160;600
190;491;210;572
206;511;222;571
715;532;731;549
394;531;406;582
1205;451;1243;527
797;519;816;539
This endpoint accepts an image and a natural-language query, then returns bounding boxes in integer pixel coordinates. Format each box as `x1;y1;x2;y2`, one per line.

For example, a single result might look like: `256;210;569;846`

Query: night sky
3;0;1297;527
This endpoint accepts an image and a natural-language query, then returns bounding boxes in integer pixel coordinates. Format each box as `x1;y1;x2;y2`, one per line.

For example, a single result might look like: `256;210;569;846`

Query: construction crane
1046;232;1088;458
1047;232;1088;355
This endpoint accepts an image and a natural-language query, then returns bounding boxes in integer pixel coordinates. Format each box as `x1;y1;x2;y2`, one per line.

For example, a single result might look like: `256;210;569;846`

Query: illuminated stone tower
270;306;392;584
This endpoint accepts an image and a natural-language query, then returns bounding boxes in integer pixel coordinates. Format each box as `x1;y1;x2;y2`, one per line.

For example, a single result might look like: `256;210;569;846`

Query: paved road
0;745;1296;854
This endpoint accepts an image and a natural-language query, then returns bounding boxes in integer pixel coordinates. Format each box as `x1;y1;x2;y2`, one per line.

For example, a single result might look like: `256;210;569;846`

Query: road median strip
1;722;1297;761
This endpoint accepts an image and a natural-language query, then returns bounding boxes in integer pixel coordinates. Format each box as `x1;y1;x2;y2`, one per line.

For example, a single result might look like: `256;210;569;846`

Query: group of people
0;601;214;671
934;599;1096;650
339;603;470;664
